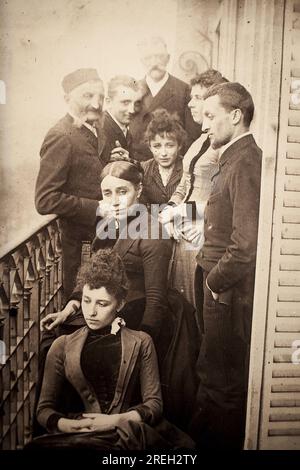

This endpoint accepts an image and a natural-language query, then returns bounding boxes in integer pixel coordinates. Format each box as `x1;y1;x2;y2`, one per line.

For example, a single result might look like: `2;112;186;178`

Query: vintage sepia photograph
0;0;300;459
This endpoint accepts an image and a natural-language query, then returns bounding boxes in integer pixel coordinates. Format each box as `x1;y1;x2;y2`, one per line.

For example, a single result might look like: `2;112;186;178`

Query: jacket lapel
104;112;128;149
109;328;141;410
64;327;102;412
78;121;98;148
168;158;182;187
96;123;107;160
147;76;175;113
152;161;167;195
68;113;107;162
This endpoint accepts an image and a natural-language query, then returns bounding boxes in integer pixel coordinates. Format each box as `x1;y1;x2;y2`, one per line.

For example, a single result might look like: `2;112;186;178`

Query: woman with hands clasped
37;157;199;435
29;250;194;450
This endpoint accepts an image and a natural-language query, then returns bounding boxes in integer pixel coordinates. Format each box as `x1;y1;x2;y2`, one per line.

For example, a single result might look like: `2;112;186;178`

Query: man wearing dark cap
35;68;106;300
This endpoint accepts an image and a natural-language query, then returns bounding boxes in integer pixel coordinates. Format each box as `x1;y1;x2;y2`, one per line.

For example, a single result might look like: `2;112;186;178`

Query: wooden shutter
258;0;300;450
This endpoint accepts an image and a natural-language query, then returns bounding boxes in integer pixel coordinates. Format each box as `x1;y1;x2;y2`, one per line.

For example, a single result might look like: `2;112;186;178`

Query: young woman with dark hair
38;156;199;433
140;109;186;206
28;250;194;450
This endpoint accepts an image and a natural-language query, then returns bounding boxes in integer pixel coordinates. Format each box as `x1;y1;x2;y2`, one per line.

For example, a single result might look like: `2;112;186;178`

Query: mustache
85;106;101;113
150;65;164;72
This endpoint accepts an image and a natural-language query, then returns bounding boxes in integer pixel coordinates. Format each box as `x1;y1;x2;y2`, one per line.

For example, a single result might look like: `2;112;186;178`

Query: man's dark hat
62;68;101;93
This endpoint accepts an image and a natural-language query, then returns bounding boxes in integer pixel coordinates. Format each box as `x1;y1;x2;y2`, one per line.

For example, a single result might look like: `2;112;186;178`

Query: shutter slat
280;239;300;254
271;399;300;406
288;111;300;126
268;421;300;429
278;272;300;285
275;333;300;346
272;384;300;392
246;0;300;450
273;369;300;378
287;127;300;143
287;142;300;158
282;207;300;222
279;257;300;270
283;191;300;207
285;165;300;175
281;223;300;238
277;304;300;316
273;354;297;363
278;286;300;301
284;175;300;191
290;100;300;111
270;411;300;421
269;428;300;436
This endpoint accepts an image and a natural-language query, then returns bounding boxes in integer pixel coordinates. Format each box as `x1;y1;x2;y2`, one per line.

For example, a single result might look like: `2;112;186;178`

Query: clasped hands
57;413;120;433
57;410;141;433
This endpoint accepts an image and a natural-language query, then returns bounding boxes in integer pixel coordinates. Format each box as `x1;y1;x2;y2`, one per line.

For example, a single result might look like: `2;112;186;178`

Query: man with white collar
191;82;262;449
102;75;140;160
130;36;200;160
35;68;107;300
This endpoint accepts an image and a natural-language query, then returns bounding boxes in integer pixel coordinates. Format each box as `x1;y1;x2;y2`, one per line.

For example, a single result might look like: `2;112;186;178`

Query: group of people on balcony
30;36;262;451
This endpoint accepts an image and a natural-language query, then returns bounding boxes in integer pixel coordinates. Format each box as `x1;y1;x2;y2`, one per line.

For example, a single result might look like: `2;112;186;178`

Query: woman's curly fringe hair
144;108;187;149
76;249;129;303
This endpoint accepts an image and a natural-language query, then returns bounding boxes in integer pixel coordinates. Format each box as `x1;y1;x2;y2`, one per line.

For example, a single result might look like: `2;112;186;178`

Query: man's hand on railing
40;300;80;331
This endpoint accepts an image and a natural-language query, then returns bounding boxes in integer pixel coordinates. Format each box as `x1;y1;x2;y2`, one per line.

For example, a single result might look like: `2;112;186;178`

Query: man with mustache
35;68;107;300
129;36;201;161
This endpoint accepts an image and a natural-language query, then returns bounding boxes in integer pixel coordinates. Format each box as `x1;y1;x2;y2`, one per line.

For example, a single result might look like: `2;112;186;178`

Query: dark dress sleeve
137;237;173;339
36;336;68;432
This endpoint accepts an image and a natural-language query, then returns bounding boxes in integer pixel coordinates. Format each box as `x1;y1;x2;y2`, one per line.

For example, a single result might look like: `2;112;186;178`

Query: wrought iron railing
0;216;63;449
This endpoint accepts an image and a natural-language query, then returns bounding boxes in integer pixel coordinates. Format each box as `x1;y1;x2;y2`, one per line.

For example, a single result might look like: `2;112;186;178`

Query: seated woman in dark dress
29;250;194;450
38;157;199;432
41;157;173;346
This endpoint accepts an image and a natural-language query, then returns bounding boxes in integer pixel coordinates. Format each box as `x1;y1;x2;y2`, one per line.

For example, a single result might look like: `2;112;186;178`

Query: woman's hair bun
109;154;144;175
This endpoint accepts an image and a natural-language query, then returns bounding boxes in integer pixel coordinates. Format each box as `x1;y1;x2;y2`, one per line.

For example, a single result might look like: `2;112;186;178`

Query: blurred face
106;86;140;126
188;84;208;125
82;285;118;330
101;175;142;220
202;95;234;149
66;80;105;123
149;133;180;168
140;42;170;82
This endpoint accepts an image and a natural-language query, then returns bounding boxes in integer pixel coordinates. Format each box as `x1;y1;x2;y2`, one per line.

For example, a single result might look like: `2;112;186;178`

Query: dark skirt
26;419;195;451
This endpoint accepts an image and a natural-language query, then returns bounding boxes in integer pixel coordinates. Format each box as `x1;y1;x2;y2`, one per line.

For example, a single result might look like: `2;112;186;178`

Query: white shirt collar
107;111;128;136
146;72;169;97
219;131;252;158
68;112;98;137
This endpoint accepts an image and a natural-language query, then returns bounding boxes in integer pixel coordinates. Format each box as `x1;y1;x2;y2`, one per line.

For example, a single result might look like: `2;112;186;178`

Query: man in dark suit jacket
129;36;201;160
102;75;141;161
35;68;107;300
191;82;262;449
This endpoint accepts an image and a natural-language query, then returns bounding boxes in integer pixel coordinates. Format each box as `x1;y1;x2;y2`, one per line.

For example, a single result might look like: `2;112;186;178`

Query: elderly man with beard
35;68;107;300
